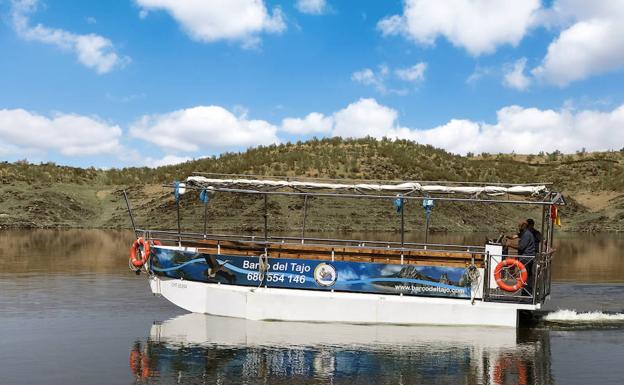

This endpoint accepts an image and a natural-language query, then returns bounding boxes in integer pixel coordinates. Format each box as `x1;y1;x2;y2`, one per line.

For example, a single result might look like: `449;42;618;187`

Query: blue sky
1;0;624;168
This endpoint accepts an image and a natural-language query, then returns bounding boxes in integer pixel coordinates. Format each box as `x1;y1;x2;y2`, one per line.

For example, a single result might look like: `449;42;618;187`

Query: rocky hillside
1;137;623;232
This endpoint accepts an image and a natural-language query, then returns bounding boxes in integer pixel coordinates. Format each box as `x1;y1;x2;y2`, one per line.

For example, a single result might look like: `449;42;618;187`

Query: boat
124;174;564;327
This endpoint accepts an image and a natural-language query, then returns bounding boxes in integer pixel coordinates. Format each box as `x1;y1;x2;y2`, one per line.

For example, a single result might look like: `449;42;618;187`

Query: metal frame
179;184;562;206
482;252;552;305
125;176;564;306
135;228;484;253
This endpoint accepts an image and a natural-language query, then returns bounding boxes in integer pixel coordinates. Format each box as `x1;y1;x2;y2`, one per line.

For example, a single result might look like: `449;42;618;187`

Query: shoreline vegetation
1;137;623;233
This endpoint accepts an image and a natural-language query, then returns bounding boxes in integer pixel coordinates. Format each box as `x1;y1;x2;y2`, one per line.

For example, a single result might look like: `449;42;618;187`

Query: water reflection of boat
129;313;552;384
125;175;565;327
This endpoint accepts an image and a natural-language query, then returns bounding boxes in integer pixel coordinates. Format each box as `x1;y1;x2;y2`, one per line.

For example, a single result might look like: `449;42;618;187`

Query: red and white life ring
129;238;150;267
494;258;528;292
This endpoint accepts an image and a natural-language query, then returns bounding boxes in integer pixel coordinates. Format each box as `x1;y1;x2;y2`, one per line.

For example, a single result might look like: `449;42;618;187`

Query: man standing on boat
504;220;536;256
527;218;543;253
504;220;536;294
516;220;536;256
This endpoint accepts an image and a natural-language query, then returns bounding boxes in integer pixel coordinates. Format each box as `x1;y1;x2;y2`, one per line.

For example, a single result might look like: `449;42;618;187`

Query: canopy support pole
203;199;208;239
176;199;181;247
263;193;268;244
540;205;547;252
301;194;308;244
123;190;137;234
425;210;431;244
547;208;555;251
400;200;405;249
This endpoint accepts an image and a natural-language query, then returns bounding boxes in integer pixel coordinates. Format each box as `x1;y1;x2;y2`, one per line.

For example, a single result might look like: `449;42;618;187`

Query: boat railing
123;177;560;307
135;228;485;254
137;228;552;305
483;251;553;305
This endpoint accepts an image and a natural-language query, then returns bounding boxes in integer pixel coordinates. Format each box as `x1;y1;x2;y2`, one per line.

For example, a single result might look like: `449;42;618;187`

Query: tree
546;150;561;162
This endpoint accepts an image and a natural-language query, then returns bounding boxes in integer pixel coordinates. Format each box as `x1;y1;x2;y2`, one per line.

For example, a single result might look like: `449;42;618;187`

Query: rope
128;242;146;274
466;264;481;305
129;257;140;273
257;250;269;288
142;250;151;273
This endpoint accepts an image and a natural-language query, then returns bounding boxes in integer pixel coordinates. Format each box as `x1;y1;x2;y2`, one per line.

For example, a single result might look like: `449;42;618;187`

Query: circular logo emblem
314;263;337;287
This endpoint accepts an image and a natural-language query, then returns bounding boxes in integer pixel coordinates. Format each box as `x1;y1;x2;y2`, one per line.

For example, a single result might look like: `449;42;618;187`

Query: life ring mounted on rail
494;258;528;292
129;238;150;268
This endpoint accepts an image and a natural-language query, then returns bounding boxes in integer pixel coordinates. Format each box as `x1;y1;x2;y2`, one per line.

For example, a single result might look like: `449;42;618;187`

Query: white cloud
144;155;193;168
281;98;624;154
427;104;624;154
503;58;531;90
523;1;624;86
130;105;280;153
281;112;333;135
376;1;624;85
370;102;624;154
0;108;122;156
376;15;403;36
466;66;493;85
352;63;421;94
400;119;482;155
11;0;129;74
395;62;427;83
332;98;398;139
351;67;386;93
296;0;327;15
279;99;398;139
135;0;286;47
377;0;541;56
352;68;377;84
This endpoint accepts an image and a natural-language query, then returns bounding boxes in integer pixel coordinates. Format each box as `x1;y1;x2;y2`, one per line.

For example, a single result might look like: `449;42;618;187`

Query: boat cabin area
125;173;564;306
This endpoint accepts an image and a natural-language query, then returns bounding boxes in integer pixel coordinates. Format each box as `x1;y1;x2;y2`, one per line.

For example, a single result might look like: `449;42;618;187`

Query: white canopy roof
186;176;548;196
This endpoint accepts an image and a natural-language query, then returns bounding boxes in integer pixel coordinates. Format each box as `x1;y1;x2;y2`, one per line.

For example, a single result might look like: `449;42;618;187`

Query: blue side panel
150;247;472;299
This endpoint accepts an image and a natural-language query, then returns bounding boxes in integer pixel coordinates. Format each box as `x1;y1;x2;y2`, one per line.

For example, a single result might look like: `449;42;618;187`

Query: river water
1;230;623;385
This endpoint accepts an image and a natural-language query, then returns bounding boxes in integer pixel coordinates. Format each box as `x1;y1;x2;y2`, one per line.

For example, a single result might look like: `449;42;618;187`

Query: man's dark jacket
518;228;536;256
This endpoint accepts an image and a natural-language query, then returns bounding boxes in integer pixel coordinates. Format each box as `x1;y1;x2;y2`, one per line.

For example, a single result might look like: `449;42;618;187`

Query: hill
1;137;624;233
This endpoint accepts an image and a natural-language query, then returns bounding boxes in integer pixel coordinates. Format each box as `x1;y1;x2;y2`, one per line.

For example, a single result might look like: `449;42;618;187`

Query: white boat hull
150;276;539;328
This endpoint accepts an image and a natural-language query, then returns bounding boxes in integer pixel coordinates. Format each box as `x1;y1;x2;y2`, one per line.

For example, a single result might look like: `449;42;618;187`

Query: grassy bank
1;137;623;232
